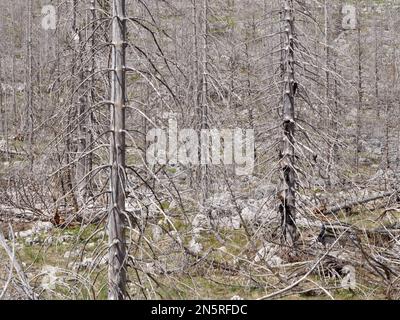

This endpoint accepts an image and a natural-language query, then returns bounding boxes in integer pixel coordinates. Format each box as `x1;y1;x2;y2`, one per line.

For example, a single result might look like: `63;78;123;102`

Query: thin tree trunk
74;0;88;206
355;17;363;174
279;0;298;245
26;0;34;168
200;0;209;202
108;0;127;300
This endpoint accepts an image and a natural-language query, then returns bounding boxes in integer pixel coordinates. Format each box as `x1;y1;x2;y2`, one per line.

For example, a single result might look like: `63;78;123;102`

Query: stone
86;242;96;250
44;236;53;246
152;225;163;242
219;215;241;230
59;235;74;243
254;184;276;200
17;229;33;238
41;266;60;290
188;238;203;254
254;243;282;267
33;221;54;233
25;236;40;246
63;250;80;259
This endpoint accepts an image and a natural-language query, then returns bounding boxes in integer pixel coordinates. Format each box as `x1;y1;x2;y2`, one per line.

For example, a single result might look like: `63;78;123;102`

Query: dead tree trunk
320;191;397;215
279;0;298;245
108;0;127;300
200;0;209;202
26;0;34;169
355;15;363;174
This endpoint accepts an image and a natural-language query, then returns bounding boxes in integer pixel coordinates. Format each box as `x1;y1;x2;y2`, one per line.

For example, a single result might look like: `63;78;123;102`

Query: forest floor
1;204;397;300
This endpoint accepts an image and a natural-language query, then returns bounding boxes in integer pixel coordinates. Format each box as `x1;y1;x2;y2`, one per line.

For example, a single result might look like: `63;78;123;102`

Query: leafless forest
0;0;400;300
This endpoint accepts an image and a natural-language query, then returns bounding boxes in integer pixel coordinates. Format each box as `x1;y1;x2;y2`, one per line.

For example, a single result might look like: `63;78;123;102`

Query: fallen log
320;191;397;215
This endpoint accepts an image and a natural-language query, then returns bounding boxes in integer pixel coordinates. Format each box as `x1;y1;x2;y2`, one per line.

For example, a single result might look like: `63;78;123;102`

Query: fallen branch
321;191;396;215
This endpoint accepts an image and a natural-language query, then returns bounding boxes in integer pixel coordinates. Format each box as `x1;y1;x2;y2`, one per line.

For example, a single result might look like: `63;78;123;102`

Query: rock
17;229;33;239
59;235;74;243
231;295;244;300
254;243;282;267
169;231;182;246
218;215;241;229
33;221;54;233
241;206;257;222
67;262;79;271
142;262;156;275
69;256;100;270
99;255;108;266
152;225;163;242
254;184;276;200
41;266;61;290
359;157;372;165
192;214;210;231
80;257;94;268
44;236;53;246
25;236;40;246
64;250;80;259
188;238;203;254
86;242;96;250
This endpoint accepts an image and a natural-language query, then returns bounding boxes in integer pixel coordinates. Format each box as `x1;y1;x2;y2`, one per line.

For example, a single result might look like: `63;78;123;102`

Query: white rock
152;225;163;242
219;216;241;230
63;250;80;259
142;262;156;275
44;237;53;245
241;207;257;222
80;257;94;268
59;235;74;243
86;242;96;250
33;221;54;233
192;214;209;229
25;236;40;246
188;238;203;254
17;229;33;238
41;266;60;290
170;231;182;246
99;255;108;266
254;243;282;267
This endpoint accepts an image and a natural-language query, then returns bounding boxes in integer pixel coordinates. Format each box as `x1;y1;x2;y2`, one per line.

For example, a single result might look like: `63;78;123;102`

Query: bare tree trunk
86;0;97;197
279;0;298;245
0;58;4;138
108;0;127;300
355;17;363;174
200;0;209;202
374;21;380;118
73;0;88;206
26;0;34;169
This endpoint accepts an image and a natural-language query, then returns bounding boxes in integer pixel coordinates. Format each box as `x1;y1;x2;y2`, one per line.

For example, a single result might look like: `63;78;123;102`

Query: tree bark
279;0;298;245
108;0;127;300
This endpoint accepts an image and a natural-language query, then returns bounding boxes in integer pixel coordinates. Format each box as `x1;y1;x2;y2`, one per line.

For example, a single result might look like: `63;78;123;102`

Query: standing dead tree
108;0;128;300
278;0;298;246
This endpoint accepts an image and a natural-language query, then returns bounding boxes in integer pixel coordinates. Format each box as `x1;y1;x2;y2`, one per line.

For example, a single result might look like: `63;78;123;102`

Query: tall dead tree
26;0;34;168
200;0;209;202
355;9;363;174
108;0;127;300
279;0;298;245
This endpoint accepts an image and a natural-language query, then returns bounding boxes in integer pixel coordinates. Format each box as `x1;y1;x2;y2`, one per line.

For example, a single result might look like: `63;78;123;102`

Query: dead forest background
1;0;400;300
